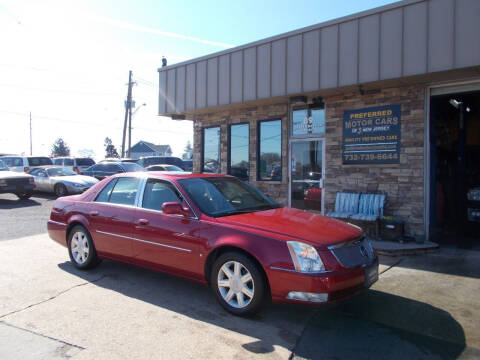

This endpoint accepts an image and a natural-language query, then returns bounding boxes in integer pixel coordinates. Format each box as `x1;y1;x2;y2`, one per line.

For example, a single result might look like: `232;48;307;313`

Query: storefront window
203;127;221;173
292;108;325;136
228;123;249;181
258;119;282;181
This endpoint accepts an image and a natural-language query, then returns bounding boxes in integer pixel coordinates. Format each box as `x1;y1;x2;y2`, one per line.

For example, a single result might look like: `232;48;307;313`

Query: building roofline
158;0;422;72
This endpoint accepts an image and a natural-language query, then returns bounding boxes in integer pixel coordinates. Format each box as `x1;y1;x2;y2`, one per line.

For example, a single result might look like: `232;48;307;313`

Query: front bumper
269;257;379;305
0;183;35;194
64;184;90;194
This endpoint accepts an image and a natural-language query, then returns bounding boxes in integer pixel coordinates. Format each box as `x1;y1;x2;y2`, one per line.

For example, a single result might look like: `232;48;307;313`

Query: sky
0;0;396;160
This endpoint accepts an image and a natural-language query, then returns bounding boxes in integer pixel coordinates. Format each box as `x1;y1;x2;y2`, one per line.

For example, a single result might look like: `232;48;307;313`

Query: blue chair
326;192;360;219
350;194;386;221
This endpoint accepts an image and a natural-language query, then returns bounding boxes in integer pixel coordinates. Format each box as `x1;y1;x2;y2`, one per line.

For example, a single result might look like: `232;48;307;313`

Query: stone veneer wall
192;83;426;238
324;84;426;238
193;103;290;205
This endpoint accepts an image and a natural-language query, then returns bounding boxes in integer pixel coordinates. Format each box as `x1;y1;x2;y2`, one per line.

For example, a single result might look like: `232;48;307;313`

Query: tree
182;140;193;160
104;137;119;158
51;138;70;157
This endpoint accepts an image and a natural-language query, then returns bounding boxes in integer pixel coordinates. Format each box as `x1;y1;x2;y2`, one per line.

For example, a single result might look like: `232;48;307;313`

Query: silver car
28;166;99;197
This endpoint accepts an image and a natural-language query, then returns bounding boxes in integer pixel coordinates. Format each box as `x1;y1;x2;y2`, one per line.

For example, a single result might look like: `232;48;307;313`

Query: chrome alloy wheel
217;261;255;309
70;231;90;265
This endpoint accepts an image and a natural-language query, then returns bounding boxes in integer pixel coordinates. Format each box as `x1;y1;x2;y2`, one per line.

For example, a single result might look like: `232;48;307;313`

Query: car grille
6;178;30;186
329;237;375;268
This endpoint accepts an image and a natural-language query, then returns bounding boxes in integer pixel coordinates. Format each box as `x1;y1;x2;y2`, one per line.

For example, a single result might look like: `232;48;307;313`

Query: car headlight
287;241;325;272
72;183;85;188
28;177;34;184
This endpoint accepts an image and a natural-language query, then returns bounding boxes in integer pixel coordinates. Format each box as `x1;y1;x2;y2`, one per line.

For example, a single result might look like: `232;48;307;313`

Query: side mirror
162;202;193;217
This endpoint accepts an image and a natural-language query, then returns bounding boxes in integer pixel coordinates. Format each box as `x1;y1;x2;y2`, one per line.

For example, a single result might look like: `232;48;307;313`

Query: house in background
129;141;172;160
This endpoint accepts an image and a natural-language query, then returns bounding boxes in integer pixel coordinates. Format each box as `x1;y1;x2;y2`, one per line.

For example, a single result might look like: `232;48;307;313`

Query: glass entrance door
290;140;324;212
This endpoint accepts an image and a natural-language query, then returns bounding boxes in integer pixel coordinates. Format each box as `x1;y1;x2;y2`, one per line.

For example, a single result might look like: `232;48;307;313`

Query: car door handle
90;211;99;216
137;218;149;225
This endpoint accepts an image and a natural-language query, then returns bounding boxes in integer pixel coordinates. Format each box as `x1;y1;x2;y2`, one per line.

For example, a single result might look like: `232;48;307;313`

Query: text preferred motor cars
47;173;378;316
0;160;35;199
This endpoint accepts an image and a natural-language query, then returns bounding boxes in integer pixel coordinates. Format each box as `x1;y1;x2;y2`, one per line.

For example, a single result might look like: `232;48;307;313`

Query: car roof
114;172;231;180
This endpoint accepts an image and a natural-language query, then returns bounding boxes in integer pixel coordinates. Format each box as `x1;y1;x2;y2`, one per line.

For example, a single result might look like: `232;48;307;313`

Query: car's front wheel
15;191;32;200
54;183;67;197
67;225;101;270
211;252;267;316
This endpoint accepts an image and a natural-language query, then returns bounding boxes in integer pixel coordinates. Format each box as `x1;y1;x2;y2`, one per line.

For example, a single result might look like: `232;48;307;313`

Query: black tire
211;251;267;317
55;183;68;197
15;191;32;200
67;225;101;270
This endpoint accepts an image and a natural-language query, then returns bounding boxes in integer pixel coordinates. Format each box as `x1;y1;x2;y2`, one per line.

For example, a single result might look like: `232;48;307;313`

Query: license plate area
364;262;379;287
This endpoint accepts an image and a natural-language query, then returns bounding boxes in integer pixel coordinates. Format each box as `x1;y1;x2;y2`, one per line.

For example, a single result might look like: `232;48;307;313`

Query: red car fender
66;213;91;234
204;229;294;285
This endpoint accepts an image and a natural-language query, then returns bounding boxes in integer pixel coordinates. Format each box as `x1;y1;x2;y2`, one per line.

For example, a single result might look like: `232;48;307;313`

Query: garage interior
429;89;480;245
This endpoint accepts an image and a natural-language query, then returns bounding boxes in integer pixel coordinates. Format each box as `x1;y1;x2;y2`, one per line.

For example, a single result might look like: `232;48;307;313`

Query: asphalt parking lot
0;193;55;241
0;198;479;359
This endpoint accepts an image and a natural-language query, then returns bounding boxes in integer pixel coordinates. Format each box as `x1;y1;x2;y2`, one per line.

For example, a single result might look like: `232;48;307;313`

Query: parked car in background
52;157;95;174
0;159;35;199
0;156;53;172
182;160;193;172
82;162;145;180
48;173;378;316
99;158;138;164
137;156;185;170
145;164;184;172
29;166;99;197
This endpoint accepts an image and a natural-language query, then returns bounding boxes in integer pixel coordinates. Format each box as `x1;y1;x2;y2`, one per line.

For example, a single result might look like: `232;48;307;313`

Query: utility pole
127;99;133;157
121;70;133;158
29;112;32;155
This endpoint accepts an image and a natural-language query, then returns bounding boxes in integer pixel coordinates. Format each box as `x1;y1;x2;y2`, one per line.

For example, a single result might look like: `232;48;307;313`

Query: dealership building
158;0;480;242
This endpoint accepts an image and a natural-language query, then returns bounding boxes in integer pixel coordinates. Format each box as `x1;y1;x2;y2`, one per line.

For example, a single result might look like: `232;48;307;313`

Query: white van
52;157;95;174
0;156;53;172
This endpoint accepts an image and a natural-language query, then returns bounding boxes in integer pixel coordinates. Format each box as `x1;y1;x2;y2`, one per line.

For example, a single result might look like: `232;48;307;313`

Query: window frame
138;177;198;219
201;125;221;174
227;122;250;181
257;118;283;182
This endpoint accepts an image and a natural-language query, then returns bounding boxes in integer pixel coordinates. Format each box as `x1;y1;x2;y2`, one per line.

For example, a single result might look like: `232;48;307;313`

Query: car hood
215;207;362;247
52;175;98;185
0;171;33;179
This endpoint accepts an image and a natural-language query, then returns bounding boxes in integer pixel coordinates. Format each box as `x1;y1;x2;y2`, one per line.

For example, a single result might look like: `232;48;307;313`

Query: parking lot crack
288;310;318;360
0;320;85;350
0;275;107;319
379;259;403;275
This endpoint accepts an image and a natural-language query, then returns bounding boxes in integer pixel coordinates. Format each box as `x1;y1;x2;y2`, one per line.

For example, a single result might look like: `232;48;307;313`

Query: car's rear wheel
67;225;100;270
15;191;32;200
211;252;266;316
55;183;67;197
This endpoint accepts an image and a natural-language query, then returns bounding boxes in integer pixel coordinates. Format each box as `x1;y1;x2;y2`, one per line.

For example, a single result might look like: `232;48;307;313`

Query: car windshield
0;160;8;171
46;167;78;176
178;177;280;217
122;163;146;172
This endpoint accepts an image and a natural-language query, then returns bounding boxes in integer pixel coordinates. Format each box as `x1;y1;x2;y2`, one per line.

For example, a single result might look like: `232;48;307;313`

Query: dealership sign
342;105;401;164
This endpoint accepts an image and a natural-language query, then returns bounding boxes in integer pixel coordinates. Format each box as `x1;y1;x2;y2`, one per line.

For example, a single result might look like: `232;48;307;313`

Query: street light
127;103;146;158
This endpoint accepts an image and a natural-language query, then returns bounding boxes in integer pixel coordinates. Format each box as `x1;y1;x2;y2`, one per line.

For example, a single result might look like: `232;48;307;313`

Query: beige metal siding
158;0;480;115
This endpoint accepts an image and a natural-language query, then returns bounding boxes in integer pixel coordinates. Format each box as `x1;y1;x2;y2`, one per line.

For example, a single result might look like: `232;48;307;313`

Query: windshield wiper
217;204;281;217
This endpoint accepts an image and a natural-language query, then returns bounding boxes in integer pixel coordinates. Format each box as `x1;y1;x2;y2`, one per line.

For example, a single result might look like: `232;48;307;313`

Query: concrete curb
372;240;439;256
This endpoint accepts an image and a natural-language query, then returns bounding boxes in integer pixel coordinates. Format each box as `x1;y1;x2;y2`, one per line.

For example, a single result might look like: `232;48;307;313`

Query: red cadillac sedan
48;172;378;316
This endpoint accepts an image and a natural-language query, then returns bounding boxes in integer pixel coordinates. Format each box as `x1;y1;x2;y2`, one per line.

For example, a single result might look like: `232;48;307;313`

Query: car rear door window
64;158;74;166
2;157;23;167
142;179;181;211
28;157;53;166
104;164;122;174
108;177;140;206
95;178;118;202
53;158;63;165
